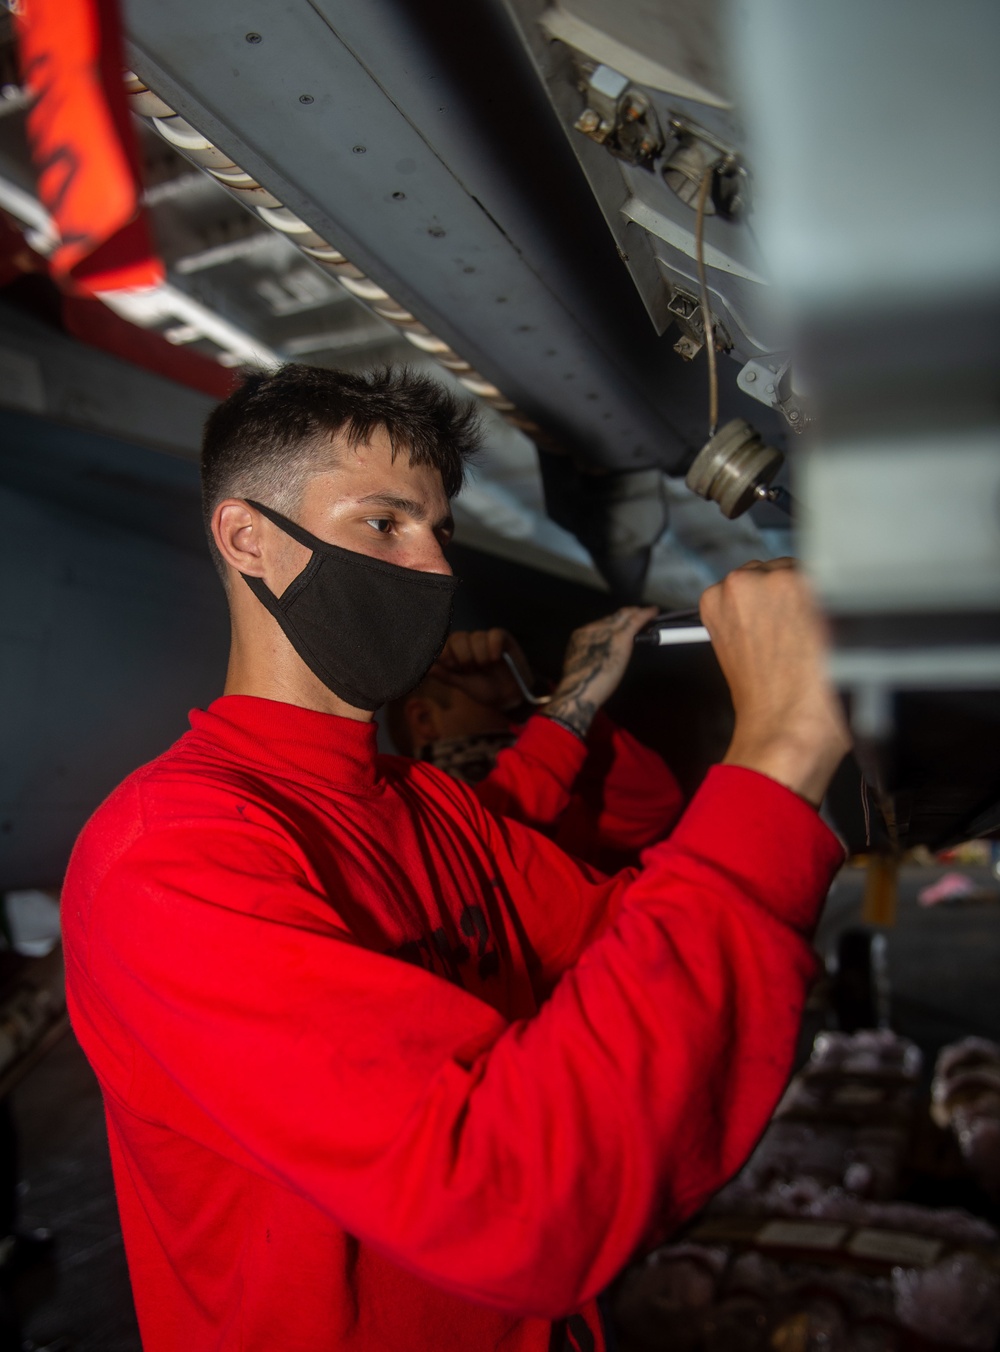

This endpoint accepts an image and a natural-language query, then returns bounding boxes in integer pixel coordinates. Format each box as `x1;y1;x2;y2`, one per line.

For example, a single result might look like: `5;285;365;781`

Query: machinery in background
113;0;800;605
502;0;1000;851
0;0;997;859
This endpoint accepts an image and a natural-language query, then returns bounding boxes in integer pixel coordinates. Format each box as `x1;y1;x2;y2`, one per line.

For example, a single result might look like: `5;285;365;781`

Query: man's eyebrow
357;492;454;532
357;492;426;518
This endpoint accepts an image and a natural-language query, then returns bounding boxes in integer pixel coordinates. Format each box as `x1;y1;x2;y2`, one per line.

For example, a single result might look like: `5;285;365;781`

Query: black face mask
240;499;459;712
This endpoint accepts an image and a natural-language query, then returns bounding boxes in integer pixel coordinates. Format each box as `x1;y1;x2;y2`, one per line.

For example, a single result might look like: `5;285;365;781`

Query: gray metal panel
499;0;778;368
734;0;1000;646
304;0;658;355
493;0;678;337
799;433;1000;617
123;0;728;470
734;0;1000;315
0;301;215;459
541;0;730;106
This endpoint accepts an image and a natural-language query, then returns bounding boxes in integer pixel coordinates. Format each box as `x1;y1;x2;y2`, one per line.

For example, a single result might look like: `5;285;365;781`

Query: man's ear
404;696;442;751
213;500;265;578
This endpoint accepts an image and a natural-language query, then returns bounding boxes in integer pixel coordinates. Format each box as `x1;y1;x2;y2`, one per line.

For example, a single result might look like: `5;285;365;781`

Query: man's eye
366;518;393;534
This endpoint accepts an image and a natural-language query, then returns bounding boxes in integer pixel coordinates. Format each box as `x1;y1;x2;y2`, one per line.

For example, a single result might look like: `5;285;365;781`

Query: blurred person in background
388;619;684;872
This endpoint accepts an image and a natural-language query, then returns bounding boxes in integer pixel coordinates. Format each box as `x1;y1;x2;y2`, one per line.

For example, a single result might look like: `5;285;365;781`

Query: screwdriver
634;608;711;647
501;614;711;707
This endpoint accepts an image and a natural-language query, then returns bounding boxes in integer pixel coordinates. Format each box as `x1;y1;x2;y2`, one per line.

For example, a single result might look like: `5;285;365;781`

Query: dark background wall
0;479;229;888
0;405;227;889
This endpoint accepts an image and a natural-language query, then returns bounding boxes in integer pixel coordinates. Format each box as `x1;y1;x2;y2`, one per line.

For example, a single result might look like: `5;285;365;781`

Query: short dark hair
200;363;482;575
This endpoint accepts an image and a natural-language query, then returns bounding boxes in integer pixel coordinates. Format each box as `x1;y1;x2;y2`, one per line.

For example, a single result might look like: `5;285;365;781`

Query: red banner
16;0;163;294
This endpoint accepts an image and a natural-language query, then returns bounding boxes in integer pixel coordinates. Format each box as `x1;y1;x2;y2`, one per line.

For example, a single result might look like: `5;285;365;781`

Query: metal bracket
668;286;731;360
573;63;663;167
737;353;810;431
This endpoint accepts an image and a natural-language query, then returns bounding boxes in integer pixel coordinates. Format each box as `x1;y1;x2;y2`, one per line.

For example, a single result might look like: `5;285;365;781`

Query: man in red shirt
390;622;685;869
62;364;850;1352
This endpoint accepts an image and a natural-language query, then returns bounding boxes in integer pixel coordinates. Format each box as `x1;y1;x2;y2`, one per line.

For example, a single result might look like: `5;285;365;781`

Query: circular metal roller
684;417;784;519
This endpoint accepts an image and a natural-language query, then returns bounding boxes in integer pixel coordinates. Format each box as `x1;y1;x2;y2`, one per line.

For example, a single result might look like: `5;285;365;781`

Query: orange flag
16;0;163;293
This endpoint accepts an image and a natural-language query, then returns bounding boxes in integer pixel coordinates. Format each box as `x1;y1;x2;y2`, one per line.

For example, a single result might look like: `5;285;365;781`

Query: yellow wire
695;164;718;437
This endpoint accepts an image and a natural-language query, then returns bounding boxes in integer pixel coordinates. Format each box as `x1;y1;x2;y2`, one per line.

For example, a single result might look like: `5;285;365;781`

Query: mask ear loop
244;498;323;552
502;652;551;706
238;499;321;607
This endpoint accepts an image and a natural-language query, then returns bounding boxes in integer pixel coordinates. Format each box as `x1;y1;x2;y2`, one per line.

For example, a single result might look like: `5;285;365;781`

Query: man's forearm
542;691;596;740
543;609;652;739
723;721;848;809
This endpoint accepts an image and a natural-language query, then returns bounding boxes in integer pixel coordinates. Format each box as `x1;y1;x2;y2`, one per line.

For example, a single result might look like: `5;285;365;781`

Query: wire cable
695;163;719;437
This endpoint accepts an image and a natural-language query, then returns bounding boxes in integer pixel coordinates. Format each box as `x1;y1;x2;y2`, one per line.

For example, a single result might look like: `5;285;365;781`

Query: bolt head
299;94;314;104
245;31;262;43
745;370;757;382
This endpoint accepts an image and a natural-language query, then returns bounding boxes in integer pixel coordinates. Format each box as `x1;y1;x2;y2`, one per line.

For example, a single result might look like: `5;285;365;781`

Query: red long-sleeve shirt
474;712;684;868
61;695;843;1352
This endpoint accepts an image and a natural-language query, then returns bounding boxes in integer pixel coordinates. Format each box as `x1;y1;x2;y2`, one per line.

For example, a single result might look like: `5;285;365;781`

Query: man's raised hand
700;560;851;806
544;607;657;739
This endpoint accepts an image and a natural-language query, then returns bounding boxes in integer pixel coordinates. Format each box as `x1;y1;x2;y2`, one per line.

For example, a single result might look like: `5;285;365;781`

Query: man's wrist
542;686;596;741
722;727;846;808
540;711;588;744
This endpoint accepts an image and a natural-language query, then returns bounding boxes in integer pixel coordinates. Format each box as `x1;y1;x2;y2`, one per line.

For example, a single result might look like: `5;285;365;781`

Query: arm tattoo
543;694;597;740
542;625;616;738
